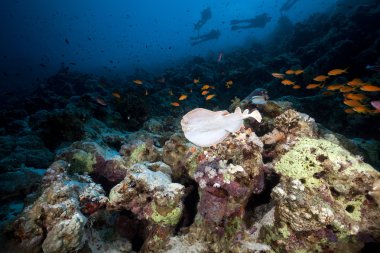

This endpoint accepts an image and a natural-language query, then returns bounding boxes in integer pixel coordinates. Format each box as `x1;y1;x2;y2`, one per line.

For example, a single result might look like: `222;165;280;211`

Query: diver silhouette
230;13;272;31
194;7;212;32
190;29;221;46
280;0;300;12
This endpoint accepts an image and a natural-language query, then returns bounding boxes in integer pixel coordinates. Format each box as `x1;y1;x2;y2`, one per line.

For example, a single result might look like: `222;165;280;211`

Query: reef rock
12;160;108;253
262;137;380;252
108;162;185;252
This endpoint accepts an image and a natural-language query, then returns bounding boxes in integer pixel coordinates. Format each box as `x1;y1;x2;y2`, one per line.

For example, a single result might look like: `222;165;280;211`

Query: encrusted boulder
12;160;108;253
108;162;185;252
262;137;380;252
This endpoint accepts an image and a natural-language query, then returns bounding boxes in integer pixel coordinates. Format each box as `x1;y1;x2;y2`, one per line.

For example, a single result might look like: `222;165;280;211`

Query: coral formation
262;137;380;252
12;160;108;253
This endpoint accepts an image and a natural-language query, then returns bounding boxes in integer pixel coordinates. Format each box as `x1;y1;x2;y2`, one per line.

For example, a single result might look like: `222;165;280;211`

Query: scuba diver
194;7;212;32
280;0;300;12
230;13;272;31
190;29;221;46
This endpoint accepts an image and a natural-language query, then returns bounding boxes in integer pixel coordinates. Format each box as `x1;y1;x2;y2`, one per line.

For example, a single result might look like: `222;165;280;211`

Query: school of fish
272;67;380;114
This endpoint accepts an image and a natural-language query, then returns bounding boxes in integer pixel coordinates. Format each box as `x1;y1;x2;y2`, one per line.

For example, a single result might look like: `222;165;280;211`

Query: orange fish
292;85;301;89
205;94;216;100
344;93;367;101
171;102;180;107
193;78;200;84
322;91;334;96
281;79;295;85
306;83;320;89
201;84;211;90
327;84;344;91
133;79;143;85
347;78;364;87
285;69;295;75
96;97;107;106
201;90;209;95
340;86;355;93
344;108;355;114
313;75;329;82
328;68;348;76
360;85;380;92
352;106;370;113
294;70;304;75
272;73;285;79
112;92;121;98
343;99;363;107
178;94;187;100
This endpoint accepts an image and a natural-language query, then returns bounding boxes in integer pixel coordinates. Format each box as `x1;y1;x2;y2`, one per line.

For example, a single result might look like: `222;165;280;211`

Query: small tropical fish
112;92;121;98
360;85;380;92
322;91;334;96
352;106;370;113
294;70;304;75
340;86;355;93
133;79;143;85
313;75;329;82
168;90;174;96
328;68;348;76
272;73;285;79
292;85;301;89
306;83;320;89
251;95;267;105
171;102;180;107
179;94;188;100
217;52;223;62
344;93;367;101
194;78;200;84
201;84;211;90
96;97;107;106
370;101;380;110
201;90;209;95
225;80;233;88
366;65;380;72
347;78;364;87
327;84;344;91
205;94;216;100
281;79;295;85
343;99;363;107
344;108;355;114
285;69;295;75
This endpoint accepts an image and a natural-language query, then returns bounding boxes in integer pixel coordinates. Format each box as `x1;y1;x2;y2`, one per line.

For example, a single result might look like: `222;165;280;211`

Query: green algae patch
151;202;182;226
274;138;374;189
67;150;96;174
129;143;147;165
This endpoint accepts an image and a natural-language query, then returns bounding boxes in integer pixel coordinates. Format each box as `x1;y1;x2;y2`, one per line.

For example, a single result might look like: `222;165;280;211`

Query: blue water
0;0;336;92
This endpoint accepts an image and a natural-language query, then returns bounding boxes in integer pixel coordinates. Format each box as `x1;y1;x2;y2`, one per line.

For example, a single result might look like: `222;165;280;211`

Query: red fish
217;52;223;62
96;97;107;106
371;101;380;110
